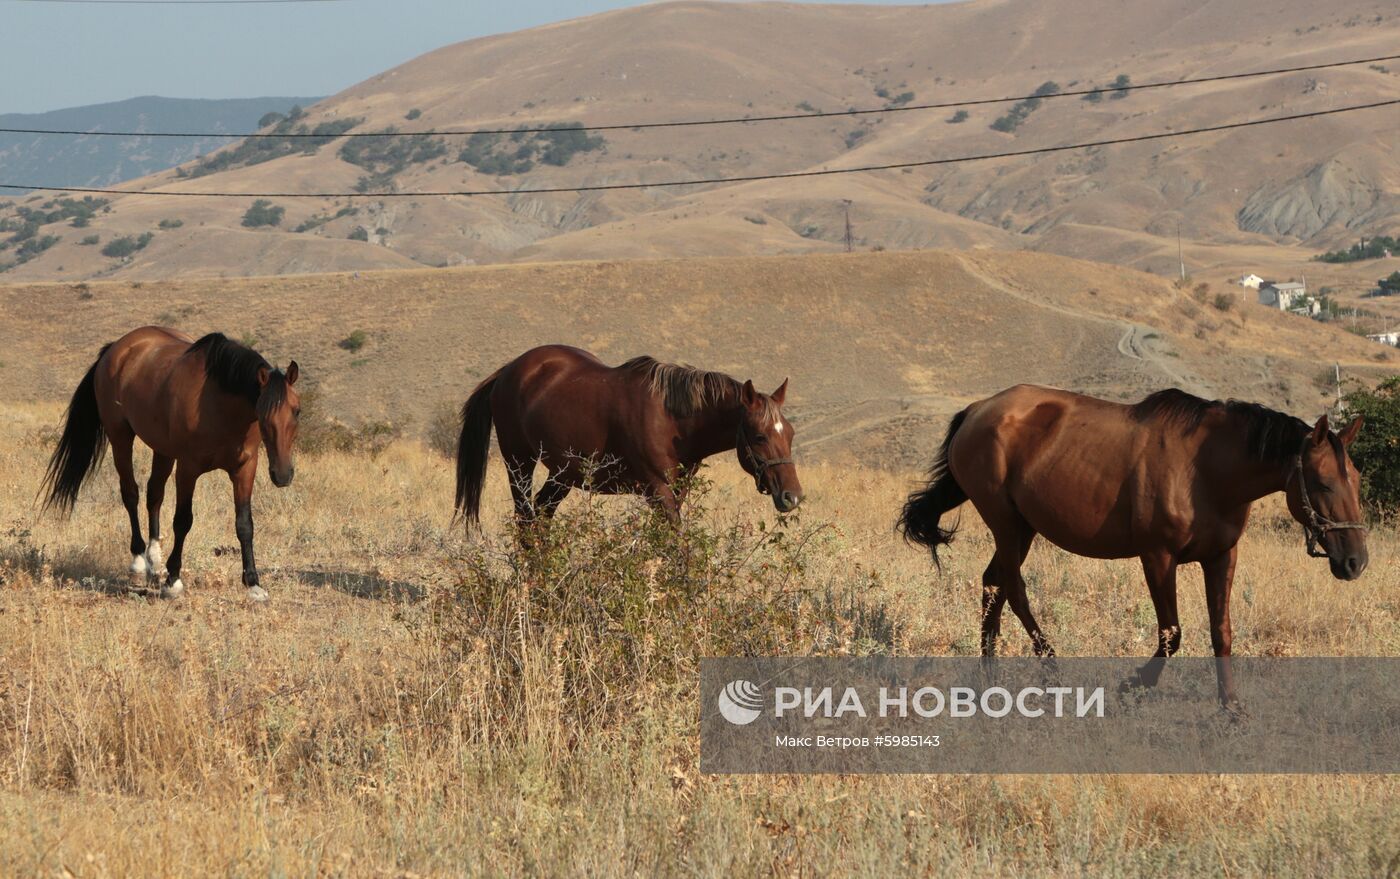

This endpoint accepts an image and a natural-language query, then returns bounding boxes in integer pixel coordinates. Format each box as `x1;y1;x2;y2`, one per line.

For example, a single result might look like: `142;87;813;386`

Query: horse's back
94;327;200;443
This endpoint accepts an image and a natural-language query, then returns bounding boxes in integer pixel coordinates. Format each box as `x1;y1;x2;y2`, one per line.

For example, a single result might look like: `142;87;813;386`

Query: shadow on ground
288;568;425;602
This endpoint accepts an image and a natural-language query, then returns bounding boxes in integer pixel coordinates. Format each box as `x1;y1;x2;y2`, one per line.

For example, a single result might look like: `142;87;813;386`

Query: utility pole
1335;362;1343;411
842;200;854;253
1177;222;1187;283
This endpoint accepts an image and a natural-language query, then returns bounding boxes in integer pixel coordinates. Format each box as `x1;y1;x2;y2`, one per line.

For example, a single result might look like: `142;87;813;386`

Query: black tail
898;406;971;567
42;344;112;514
453;371;499;527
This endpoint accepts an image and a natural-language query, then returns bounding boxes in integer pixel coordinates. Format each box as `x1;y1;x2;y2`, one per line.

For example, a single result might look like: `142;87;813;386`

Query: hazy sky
1;0;955;115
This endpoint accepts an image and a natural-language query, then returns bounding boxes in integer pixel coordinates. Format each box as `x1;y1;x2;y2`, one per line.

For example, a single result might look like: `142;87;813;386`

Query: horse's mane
188;332;286;415
621;355;775;420
1130;388;1335;465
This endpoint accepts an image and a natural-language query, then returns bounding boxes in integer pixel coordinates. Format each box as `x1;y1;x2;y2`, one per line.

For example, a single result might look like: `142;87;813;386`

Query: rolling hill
1;250;1391;465
0;96;321;192
0;0;1396;286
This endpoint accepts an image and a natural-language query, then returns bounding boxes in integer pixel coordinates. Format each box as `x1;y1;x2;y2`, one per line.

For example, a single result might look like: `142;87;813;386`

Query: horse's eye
292;408;301;419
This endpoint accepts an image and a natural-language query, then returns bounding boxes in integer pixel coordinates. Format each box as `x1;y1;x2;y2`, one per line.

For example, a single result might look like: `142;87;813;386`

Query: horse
898;385;1367;706
41;327;302;602
454;345;803;527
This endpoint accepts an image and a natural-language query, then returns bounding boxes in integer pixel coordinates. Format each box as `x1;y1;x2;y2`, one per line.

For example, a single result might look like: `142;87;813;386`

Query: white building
1239;274;1265;290
1367;331;1400;347
1258;281;1315;314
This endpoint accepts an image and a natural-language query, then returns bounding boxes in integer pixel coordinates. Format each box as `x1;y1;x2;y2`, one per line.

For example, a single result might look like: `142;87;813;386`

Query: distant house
1366;331;1400;347
1239;274;1265;290
1258;281;1316;314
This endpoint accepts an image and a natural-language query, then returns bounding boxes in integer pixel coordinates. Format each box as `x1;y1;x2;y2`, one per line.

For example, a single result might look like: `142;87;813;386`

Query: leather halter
736;422;792;495
1287;439;1367;559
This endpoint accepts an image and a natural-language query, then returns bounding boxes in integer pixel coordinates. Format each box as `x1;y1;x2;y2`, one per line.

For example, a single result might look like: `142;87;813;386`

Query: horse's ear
286;361;300;386
771;378;788;407
1338;415;1363;447
1311;414;1330;445
741;379;758;409
256;365;271;389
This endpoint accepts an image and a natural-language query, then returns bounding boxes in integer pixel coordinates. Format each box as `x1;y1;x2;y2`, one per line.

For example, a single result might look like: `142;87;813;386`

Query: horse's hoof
160;579;185;599
247;585;269;603
130;554;148;576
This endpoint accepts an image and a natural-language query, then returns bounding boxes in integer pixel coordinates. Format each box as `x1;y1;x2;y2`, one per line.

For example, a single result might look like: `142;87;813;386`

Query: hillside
0;95;321;191
1;250;1389;465
0;0;1397;285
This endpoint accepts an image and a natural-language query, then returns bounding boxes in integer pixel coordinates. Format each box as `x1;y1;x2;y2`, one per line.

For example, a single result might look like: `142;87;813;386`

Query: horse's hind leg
108;426;147;574
143;453;174;577
533;474;571;521
982;512;1053;656
503;455;536;525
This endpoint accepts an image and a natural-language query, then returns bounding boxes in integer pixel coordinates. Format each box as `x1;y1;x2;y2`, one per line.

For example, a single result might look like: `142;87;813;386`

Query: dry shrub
295;386;401;457
425;401;460;458
427;474;901;748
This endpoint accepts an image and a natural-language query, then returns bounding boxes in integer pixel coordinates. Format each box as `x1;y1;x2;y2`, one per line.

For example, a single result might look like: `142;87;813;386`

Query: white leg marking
130;553;148;576
145;539;166;577
247;585;269;603
161;578;184;599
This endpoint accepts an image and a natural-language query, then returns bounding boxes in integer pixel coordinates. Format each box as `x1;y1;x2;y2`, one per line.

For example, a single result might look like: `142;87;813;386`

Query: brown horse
454;345;802;526
899;385;1367;704
42;327;301;601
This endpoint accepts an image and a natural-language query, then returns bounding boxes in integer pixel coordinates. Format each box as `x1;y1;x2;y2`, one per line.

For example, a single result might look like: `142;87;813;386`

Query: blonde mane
621;356;777;421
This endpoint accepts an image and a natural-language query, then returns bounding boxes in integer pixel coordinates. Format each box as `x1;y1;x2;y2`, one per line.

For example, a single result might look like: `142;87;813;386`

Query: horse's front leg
1130;551;1180;689
1201;546;1239;709
230;462;267;602
161;462;200;599
645;480;682;526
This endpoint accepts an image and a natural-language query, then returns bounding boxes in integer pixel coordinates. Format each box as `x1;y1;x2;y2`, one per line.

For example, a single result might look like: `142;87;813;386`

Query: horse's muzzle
271;466;295;488
775;490;802;513
1329;553;1367;581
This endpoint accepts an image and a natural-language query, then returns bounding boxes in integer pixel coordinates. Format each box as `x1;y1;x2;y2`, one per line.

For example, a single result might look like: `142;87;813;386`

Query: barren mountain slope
0;0;1396;283
1;250;1386;466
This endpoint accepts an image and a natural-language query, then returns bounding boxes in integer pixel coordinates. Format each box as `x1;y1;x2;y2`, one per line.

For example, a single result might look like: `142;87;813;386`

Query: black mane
188;333;285;414
1130;388;1326;465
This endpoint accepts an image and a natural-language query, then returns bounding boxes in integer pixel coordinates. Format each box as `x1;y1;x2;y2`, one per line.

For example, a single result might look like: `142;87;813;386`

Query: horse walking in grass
42;327;302;601
454;345;802;526
899;385;1367;705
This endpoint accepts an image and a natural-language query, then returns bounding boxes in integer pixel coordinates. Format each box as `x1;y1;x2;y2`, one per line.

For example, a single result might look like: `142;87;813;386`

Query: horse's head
736;378;803;513
256;361;301;488
1285;414;1367;580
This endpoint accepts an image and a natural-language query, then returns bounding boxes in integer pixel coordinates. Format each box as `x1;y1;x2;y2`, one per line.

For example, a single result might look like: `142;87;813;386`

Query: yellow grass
2;400;1399;876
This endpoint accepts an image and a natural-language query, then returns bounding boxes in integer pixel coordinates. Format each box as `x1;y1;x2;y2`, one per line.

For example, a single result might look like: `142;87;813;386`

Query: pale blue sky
1;0;955;115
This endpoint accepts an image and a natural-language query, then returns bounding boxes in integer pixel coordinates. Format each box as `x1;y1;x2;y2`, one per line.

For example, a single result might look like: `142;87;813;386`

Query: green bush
338;329;368;352
428;477;899;740
405;108;422;121
339;127;447;191
1315;237;1399;264
101;232;154;258
348;226;370;242
241;200;284;228
991;82;1059;132
1341;377;1400;511
158;218;184;229
458;122;605;176
947;110;969;123
78;234;99;246
187;114;363;178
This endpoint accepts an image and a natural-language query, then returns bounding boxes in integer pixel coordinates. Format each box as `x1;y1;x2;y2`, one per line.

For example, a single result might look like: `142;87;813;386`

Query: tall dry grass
2;401;1399;877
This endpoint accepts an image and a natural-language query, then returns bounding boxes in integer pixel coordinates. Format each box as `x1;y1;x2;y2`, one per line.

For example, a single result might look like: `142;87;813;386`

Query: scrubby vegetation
458;122;606;176
1341;376;1400;511
992;81;1060;132
339;128;448;193
158;218;184;230
294;205;357;233
0;197;110;268
1315;236;1399;264
181;107;364;178
947;109;969;123
338;329;368;352
348;226;370;242
99;232;154;259
241;200;285;228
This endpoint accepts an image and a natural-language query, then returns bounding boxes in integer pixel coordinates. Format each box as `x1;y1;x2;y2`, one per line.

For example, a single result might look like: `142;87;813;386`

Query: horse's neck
1204;436;1292;508
676;404;741;462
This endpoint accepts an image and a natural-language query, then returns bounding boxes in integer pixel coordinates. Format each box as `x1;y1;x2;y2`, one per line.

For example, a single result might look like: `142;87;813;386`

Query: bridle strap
1288;441;1366;559
736;423;792;493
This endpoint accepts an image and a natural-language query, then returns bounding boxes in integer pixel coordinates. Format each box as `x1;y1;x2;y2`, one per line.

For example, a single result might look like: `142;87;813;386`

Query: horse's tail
898;406;972;567
454;370;500;527
42;343;112;514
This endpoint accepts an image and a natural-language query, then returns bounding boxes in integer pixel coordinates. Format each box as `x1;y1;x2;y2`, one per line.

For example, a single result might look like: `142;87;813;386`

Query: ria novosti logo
718;680;763;725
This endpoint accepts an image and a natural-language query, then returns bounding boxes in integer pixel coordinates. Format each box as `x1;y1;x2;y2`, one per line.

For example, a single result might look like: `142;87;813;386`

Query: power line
1;53;1396;139
2;99;1395;199
7;0;349;4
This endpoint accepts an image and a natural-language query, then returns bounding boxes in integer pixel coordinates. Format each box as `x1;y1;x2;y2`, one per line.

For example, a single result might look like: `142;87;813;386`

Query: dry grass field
2;396;1399;876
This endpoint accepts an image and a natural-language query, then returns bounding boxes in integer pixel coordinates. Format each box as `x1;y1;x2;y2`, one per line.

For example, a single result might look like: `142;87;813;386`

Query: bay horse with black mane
42;327;302;602
454;345;802;526
899;384;1367;705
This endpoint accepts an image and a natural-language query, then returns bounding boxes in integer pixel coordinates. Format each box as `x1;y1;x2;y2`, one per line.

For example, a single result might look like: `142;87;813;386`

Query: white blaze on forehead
773;417;784;434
